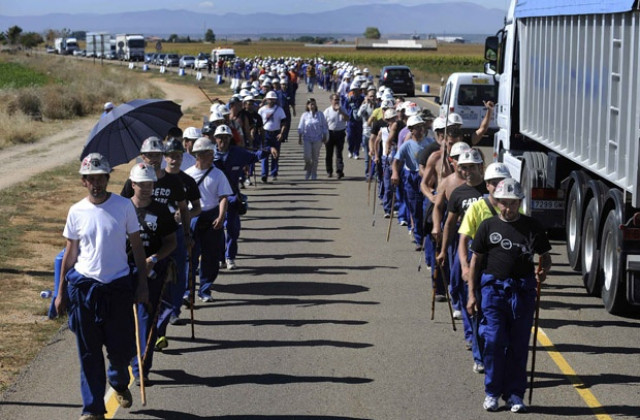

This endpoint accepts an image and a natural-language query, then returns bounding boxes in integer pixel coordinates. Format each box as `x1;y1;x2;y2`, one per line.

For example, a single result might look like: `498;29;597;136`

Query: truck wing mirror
485;36;499;62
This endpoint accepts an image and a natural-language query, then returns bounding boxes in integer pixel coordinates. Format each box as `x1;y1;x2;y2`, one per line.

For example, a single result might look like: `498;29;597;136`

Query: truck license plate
532;200;564;210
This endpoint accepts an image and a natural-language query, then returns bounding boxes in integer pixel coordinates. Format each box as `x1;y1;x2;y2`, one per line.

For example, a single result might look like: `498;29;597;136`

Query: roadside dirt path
0;78;208;191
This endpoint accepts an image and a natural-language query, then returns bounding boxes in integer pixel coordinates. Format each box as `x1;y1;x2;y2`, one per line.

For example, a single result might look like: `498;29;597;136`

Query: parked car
164;54;180;67
144;53;155;63
73;49;86;57
377;65;416;97
179;55;196;68
45;46;56;54
155;53;166;65
194;52;210;70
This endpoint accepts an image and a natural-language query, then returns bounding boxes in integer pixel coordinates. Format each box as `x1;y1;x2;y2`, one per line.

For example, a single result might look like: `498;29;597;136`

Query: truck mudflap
625;254;640;305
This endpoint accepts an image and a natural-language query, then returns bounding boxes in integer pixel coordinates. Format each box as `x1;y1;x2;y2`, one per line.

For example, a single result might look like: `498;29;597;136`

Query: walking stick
386;186;396;242
367;160;375;206
132;304;146;406
197;85;214;104
529;257;544;405
430;264;437;321
438;261;457;331
187;247;196;340
417;236;428;272
142;262;175;365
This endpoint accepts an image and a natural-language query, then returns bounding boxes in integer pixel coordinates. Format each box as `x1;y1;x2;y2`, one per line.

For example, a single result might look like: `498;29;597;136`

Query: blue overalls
189;208;224;298
66;269;135;416
346;94;364;158
215;147;270;260
452;247;483;365
480;273;537;399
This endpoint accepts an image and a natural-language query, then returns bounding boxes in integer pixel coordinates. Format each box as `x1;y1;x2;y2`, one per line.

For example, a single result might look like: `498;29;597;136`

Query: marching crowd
54;56;552;419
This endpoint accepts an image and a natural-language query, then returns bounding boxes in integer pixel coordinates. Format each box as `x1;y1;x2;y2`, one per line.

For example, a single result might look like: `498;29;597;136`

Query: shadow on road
132;409;373;420
161;339;373;355
212;281;368;296
193;319;368;327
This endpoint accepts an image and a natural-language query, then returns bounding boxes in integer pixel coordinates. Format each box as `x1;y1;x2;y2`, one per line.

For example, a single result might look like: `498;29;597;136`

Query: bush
41;86;84;119
0;108;37;147
6;88;41;118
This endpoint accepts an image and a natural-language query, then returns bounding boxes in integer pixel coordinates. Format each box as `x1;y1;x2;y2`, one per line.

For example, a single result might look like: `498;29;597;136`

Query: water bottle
40;290;52;299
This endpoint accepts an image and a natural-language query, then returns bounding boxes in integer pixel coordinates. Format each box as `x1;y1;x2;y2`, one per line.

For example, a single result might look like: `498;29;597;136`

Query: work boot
114;388;132;408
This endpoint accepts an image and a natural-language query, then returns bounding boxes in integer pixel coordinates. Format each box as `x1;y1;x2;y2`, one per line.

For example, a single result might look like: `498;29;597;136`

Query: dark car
377;65;415;97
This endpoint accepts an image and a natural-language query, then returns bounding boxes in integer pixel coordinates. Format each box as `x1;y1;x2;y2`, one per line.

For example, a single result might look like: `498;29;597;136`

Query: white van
439;72;498;139
211;48;236;63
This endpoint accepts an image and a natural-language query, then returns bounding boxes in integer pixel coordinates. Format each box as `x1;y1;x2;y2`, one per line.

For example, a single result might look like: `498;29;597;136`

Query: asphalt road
0;87;639;420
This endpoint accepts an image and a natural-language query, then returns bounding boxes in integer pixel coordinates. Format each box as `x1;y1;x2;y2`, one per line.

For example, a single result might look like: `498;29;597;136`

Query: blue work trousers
403;169;425;245
452;248;483;364
480;274;536;399
66;269;135;416
190;209;224;298
157;228;187;334
261;131;280;178
381;157;394;214
346;122;362;157
224;207;241;260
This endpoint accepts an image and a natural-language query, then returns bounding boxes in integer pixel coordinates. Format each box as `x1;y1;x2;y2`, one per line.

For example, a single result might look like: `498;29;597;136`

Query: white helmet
140;136;164;153
383;87;394;95
79;153;111;175
129;162;157;183
239;89;251;97
447;112;464;126
433;116;446;131
381;93;395;102
381;99;395;109
484;162;512;181
217;103;230;116
103;102;114;111
457;148;483;165
407;115;425;128
209;111;225;122
251;81;261;89
192;137;215;153
272;78;281;84
265;91;278;100
404;102;421;117
242;95;255;102
384;108;397;120
450;141;471;158
349;81;361;91
183;126;202;140
240;81;251;89
214;124;232;137
209;103;219;113
494;178;525;199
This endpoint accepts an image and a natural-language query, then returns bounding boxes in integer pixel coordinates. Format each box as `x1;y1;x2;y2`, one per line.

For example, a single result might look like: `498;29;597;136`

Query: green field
0;61;49;88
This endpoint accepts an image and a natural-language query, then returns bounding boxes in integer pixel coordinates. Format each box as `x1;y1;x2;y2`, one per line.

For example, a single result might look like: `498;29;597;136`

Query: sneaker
261;176;268;183
226;259;237;270
435;294;446;302
182;296;193;308
244;178;252;186
348;152;352;158
393;210;399;217
169;314;181;325
155;336;169;351
337;172;344;179
272;175;277;181
353;155;359;160
506;395;527;413
483;395;499;412
384;213;390;219
79;415;105;420
199;294;214;303
473;362;485;374
399;220;408;226
465;340;472;351
114;388;132;409
453;310;462;320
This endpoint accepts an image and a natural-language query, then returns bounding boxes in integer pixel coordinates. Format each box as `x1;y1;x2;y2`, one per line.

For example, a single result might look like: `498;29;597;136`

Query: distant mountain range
0;2;505;38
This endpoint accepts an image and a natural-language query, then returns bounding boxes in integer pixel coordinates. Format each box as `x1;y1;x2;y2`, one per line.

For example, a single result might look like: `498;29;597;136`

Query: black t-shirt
122;172;186;211
447;183;488;215
471;215;551;280
418;141;441;167
371;119;387;137
132;201;178;257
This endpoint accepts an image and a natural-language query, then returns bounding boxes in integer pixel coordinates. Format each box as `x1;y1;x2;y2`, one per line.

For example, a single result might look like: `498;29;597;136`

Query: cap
457;148;484;165
484;162;511;181
450;141;471;158
192;137;215;153
183;126;202;140
103;102;114;111
214;124;232;137
494;178;525;199
79;153;111;175
129;162;157;183
407;115;425;128
140;136;164;153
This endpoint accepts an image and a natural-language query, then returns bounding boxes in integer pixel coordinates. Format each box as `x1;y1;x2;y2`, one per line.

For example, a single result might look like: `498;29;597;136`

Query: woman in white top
298;98;329;180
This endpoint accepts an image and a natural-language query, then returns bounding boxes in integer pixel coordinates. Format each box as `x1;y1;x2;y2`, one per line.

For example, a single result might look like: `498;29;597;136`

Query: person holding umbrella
127;163;177;386
54;153;149;420
466;178;552;413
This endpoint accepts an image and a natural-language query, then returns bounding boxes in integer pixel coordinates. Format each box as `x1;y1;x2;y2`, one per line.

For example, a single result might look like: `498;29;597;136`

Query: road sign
156;41;163;52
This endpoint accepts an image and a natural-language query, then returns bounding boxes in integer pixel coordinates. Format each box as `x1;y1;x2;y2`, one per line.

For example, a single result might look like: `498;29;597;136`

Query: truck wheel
600;210;627;314
581;197;601;296
520;152;547;216
565;181;583;270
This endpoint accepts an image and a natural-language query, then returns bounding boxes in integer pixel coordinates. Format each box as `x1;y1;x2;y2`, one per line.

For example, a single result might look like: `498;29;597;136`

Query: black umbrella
81;99;182;167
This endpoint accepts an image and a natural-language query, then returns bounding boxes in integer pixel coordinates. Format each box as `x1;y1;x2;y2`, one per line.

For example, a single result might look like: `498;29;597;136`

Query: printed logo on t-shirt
144;214;158;231
490;232;502;244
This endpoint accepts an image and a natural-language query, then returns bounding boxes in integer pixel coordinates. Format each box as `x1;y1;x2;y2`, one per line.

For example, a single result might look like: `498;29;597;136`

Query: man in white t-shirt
257;91;286;183
185;137;233;302
54;153;149;420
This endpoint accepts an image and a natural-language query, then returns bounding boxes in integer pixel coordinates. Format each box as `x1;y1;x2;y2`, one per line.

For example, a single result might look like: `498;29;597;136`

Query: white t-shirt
258;105;286;131
323;106;348;131
185;165;233;212
63;194;139;283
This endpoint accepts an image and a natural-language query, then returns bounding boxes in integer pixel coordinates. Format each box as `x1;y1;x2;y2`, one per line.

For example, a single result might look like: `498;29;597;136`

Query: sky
0;0;511;16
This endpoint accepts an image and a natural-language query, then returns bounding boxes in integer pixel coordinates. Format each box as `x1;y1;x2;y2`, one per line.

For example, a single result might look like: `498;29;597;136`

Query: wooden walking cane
386;186;396;242
187;247;196;340
367;160;375;206
132;304;146;406
141;260;176;366
529;257;544;405
430;264;437;321
437;261;457;331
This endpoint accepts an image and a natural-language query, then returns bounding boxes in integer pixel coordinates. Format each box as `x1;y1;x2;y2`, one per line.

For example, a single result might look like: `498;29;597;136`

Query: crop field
0;62;50;89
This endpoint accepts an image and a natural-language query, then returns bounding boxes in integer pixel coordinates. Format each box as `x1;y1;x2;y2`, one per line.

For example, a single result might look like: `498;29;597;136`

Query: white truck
485;0;640;313
85;32;111;58
211;48;236;63
54;37;79;55
115;34;145;61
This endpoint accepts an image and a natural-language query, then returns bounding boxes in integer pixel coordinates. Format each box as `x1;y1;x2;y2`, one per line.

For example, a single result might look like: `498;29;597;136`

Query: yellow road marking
536;328;612;420
104;366;135;419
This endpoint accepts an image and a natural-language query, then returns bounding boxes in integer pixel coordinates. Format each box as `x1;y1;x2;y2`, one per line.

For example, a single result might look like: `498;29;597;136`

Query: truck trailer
115;34;145;61
85;32;111;58
485;0;640;313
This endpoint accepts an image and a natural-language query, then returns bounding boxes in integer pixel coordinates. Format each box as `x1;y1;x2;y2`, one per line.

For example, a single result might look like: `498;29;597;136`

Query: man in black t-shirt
127;163;178;386
467;179;552;413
